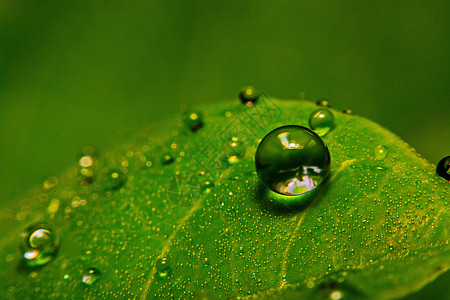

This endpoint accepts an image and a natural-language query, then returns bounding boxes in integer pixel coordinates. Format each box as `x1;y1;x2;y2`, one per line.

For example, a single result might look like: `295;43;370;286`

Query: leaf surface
0;99;448;299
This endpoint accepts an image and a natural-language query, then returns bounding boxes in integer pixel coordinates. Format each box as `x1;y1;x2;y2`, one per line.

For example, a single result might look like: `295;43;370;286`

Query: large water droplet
255;125;331;196
184;111;204;132
436;156;450;181
155;258;172;278
20;223;59;267
239;86;260;106
223;137;245;164
374;145;388;160
309;108;335;137
81;268;101;286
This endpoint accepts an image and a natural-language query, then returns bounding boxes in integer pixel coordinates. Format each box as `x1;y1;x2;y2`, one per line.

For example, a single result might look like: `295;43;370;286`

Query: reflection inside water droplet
255;125;331;196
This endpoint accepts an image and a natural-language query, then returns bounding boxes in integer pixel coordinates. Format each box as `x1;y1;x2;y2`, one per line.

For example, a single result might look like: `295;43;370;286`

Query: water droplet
79;155;94;168
105;169;126;190
184;111;204;132
342;108;352;114
329;290;343;300
255;125;331;196
201;180;215;193
223;137;246;164
161;153;174;165
314;280;364;299
309;108;335;137
43;177;58;190
81;267;101;286
20;223;58;267
155;258;172;278
436;156;450;181
316;99;331;108
374;145;388;160
78;152;96;186
79;168;95;186
239;86;260;106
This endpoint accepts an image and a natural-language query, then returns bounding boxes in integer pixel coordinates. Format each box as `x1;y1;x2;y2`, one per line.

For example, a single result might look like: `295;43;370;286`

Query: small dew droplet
239;86;260;106
374;145;388;160
43;177;58;190
79;155;94;168
309;108;335;137
161;153;174;165
201;180;215;194
436;156;450;181
81;268;101;286
342;108;352;114
316;99;331;108
155;258;172;278
184;111;204;132
255;125;331;196
223;137;246;164
20;223;59;267
105;169;126;190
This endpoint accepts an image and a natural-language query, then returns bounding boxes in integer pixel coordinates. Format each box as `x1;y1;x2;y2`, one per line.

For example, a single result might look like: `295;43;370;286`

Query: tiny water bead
184;111;204;132
105;169;126;190
160;153;174;165
255;125;331;196
155;258;172;278
436;156;450;181
20;223;59;267
309;108;335;137
239;86;260;106
316;99;331;108
223;137;246;164
79;155;94;168
342;108;352;114
374;145;388;160
201;180;215;193
81;268;101;286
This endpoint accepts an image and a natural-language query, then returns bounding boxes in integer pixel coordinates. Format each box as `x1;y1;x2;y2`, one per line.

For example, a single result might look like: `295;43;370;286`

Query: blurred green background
0;1;449;298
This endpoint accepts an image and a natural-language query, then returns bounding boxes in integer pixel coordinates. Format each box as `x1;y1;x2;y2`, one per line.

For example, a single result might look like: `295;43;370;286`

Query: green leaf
0;99;448;299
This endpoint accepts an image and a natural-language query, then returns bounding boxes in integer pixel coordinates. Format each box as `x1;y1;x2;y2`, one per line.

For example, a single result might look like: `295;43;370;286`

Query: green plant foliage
0;99;448;299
